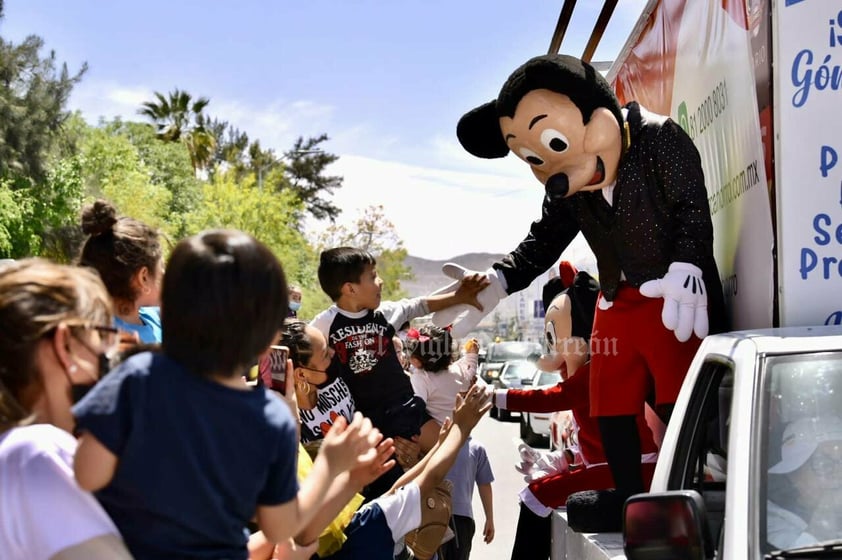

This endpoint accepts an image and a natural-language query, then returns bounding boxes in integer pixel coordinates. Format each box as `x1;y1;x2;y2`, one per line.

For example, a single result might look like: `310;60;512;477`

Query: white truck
547;0;842;558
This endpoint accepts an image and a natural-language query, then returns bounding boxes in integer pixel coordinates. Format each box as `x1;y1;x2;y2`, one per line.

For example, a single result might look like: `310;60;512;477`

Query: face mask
314;374;334;389
289;301;302;313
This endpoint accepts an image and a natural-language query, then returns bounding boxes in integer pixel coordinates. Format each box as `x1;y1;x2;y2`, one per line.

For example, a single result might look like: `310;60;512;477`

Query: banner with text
610;0;775;329
775;2;842;326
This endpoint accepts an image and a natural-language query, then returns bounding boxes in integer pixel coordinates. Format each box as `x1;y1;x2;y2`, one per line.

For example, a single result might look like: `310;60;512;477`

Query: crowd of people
3;193;827;560
0;201;500;560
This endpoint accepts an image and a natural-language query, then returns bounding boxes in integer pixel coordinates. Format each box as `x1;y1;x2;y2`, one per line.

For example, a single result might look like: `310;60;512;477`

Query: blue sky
3;0;646;260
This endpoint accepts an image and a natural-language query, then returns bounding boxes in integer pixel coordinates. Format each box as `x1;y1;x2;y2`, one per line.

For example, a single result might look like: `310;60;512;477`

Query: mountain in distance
399;236;597;341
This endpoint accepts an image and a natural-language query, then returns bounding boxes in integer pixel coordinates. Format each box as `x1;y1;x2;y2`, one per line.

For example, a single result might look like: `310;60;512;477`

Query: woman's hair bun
81;200;118;236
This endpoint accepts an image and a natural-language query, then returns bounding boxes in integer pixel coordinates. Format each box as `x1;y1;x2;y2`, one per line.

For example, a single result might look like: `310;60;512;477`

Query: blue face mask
289;301;302;312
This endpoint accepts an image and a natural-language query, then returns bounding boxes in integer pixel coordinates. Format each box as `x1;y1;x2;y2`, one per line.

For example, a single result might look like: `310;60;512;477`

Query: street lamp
257;149;321;191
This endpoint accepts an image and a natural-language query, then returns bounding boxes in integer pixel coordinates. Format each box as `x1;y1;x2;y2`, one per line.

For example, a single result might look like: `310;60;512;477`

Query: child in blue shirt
73;229;383;560
76;200;164;344
440;436;495;560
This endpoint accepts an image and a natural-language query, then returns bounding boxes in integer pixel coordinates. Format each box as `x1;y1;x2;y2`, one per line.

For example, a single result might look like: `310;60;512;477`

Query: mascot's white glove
639;262;708;342
430;264;507;339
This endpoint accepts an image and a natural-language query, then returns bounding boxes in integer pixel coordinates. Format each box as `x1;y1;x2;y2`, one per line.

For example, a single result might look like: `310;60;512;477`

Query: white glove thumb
640;262;708;342
429;263;472;326
432;267;506;338
448;269;506;338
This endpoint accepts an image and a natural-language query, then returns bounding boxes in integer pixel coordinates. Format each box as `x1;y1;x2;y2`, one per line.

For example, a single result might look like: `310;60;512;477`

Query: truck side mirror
623;490;713;560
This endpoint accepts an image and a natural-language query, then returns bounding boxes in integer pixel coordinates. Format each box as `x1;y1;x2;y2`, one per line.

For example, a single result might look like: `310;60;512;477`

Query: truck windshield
763;353;842;553
487;342;541;362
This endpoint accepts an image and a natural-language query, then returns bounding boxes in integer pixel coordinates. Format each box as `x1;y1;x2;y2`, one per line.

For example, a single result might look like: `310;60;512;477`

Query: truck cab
623;326;842;560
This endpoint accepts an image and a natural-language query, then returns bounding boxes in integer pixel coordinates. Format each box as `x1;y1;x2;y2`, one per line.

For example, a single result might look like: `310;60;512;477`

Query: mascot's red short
590;286;701;417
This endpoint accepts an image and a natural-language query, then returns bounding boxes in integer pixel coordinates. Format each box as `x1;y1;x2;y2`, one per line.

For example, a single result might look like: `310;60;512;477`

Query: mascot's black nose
545;174;569;202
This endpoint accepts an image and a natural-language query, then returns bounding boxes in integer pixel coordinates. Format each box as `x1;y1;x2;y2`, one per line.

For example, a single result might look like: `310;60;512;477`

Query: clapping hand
319;412;383;475
348;438;396;489
452;384;493;431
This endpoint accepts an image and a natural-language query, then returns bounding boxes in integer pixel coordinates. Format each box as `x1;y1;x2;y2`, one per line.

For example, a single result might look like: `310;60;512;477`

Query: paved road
467;411;534;559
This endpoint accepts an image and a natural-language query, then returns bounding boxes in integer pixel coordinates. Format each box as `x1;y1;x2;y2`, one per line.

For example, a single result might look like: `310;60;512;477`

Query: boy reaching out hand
311;247;488;497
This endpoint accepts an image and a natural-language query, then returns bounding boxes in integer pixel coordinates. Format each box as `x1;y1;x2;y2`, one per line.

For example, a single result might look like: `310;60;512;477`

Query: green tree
0;154;86;260
79;125;173;236
138;89;216;174
205;117;250;177
315;204;412;301
284;134;343;223
113;120;202;238
0;25;87;182
184;169;313;285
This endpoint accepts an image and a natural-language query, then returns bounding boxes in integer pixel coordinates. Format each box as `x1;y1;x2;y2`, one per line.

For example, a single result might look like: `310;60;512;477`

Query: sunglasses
63;321;121;359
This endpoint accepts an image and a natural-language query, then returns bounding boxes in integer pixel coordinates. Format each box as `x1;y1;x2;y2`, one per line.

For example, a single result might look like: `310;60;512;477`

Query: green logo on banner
677;101;690;135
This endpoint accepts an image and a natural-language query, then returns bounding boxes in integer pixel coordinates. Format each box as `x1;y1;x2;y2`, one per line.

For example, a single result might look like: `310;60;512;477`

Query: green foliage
183;170;314;283
38;155;86;261
138;89;216;174
79;126;172;234
0;32;86;182
285;134;343;223
0;155;85;259
377;247;411;300
110;120;202;238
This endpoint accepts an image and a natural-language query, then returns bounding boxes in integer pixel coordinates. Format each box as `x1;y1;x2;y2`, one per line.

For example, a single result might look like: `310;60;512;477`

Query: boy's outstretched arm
293;437;395;547
425;273;489;313
256;412;382;543
412;385;492;495
478;483;495;544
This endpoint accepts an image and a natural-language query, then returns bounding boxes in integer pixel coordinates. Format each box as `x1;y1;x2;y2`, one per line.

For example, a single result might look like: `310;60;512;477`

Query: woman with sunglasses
77;199;164;344
0;258;131;560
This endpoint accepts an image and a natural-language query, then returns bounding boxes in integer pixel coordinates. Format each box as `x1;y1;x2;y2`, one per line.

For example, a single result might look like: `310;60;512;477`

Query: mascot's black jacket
493;101;727;334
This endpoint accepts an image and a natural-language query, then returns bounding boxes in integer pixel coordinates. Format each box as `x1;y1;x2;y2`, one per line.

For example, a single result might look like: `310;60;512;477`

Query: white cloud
71;82;594;265
312;154;595;263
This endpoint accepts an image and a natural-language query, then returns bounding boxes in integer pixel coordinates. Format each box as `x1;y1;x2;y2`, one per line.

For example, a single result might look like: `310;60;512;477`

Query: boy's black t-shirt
310;298;428;418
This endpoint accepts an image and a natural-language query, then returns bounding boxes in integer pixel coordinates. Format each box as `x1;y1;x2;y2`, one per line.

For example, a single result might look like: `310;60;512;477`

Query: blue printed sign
776;4;842;326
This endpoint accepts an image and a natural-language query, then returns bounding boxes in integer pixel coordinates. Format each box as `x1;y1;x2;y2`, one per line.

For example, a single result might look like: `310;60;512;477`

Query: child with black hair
72;229;384;560
311;247;488;444
406;326;480;452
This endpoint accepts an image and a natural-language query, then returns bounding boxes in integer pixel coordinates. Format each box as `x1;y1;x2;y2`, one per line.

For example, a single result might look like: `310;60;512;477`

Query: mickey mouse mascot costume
433;54;727;532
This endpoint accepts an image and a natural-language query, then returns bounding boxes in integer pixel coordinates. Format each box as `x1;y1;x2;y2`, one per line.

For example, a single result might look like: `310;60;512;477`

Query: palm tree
139;89;216;174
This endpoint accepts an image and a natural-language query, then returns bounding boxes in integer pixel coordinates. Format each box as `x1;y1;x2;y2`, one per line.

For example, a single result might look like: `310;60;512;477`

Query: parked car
520;369;563;447
490;359;536;420
478;340;542;384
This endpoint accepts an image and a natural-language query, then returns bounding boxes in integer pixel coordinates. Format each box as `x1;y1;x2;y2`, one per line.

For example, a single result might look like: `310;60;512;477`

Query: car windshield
502;361;535;380
488;342;541;362
762;352;842;553
534;371;561;387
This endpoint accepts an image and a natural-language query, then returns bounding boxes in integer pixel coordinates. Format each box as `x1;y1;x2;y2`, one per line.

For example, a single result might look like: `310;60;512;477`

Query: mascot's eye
545;322;556;354
540;129;569;153
518;147;544;166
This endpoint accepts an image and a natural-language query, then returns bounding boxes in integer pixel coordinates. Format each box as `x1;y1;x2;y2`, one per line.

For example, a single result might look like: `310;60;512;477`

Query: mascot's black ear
456;100;510;159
